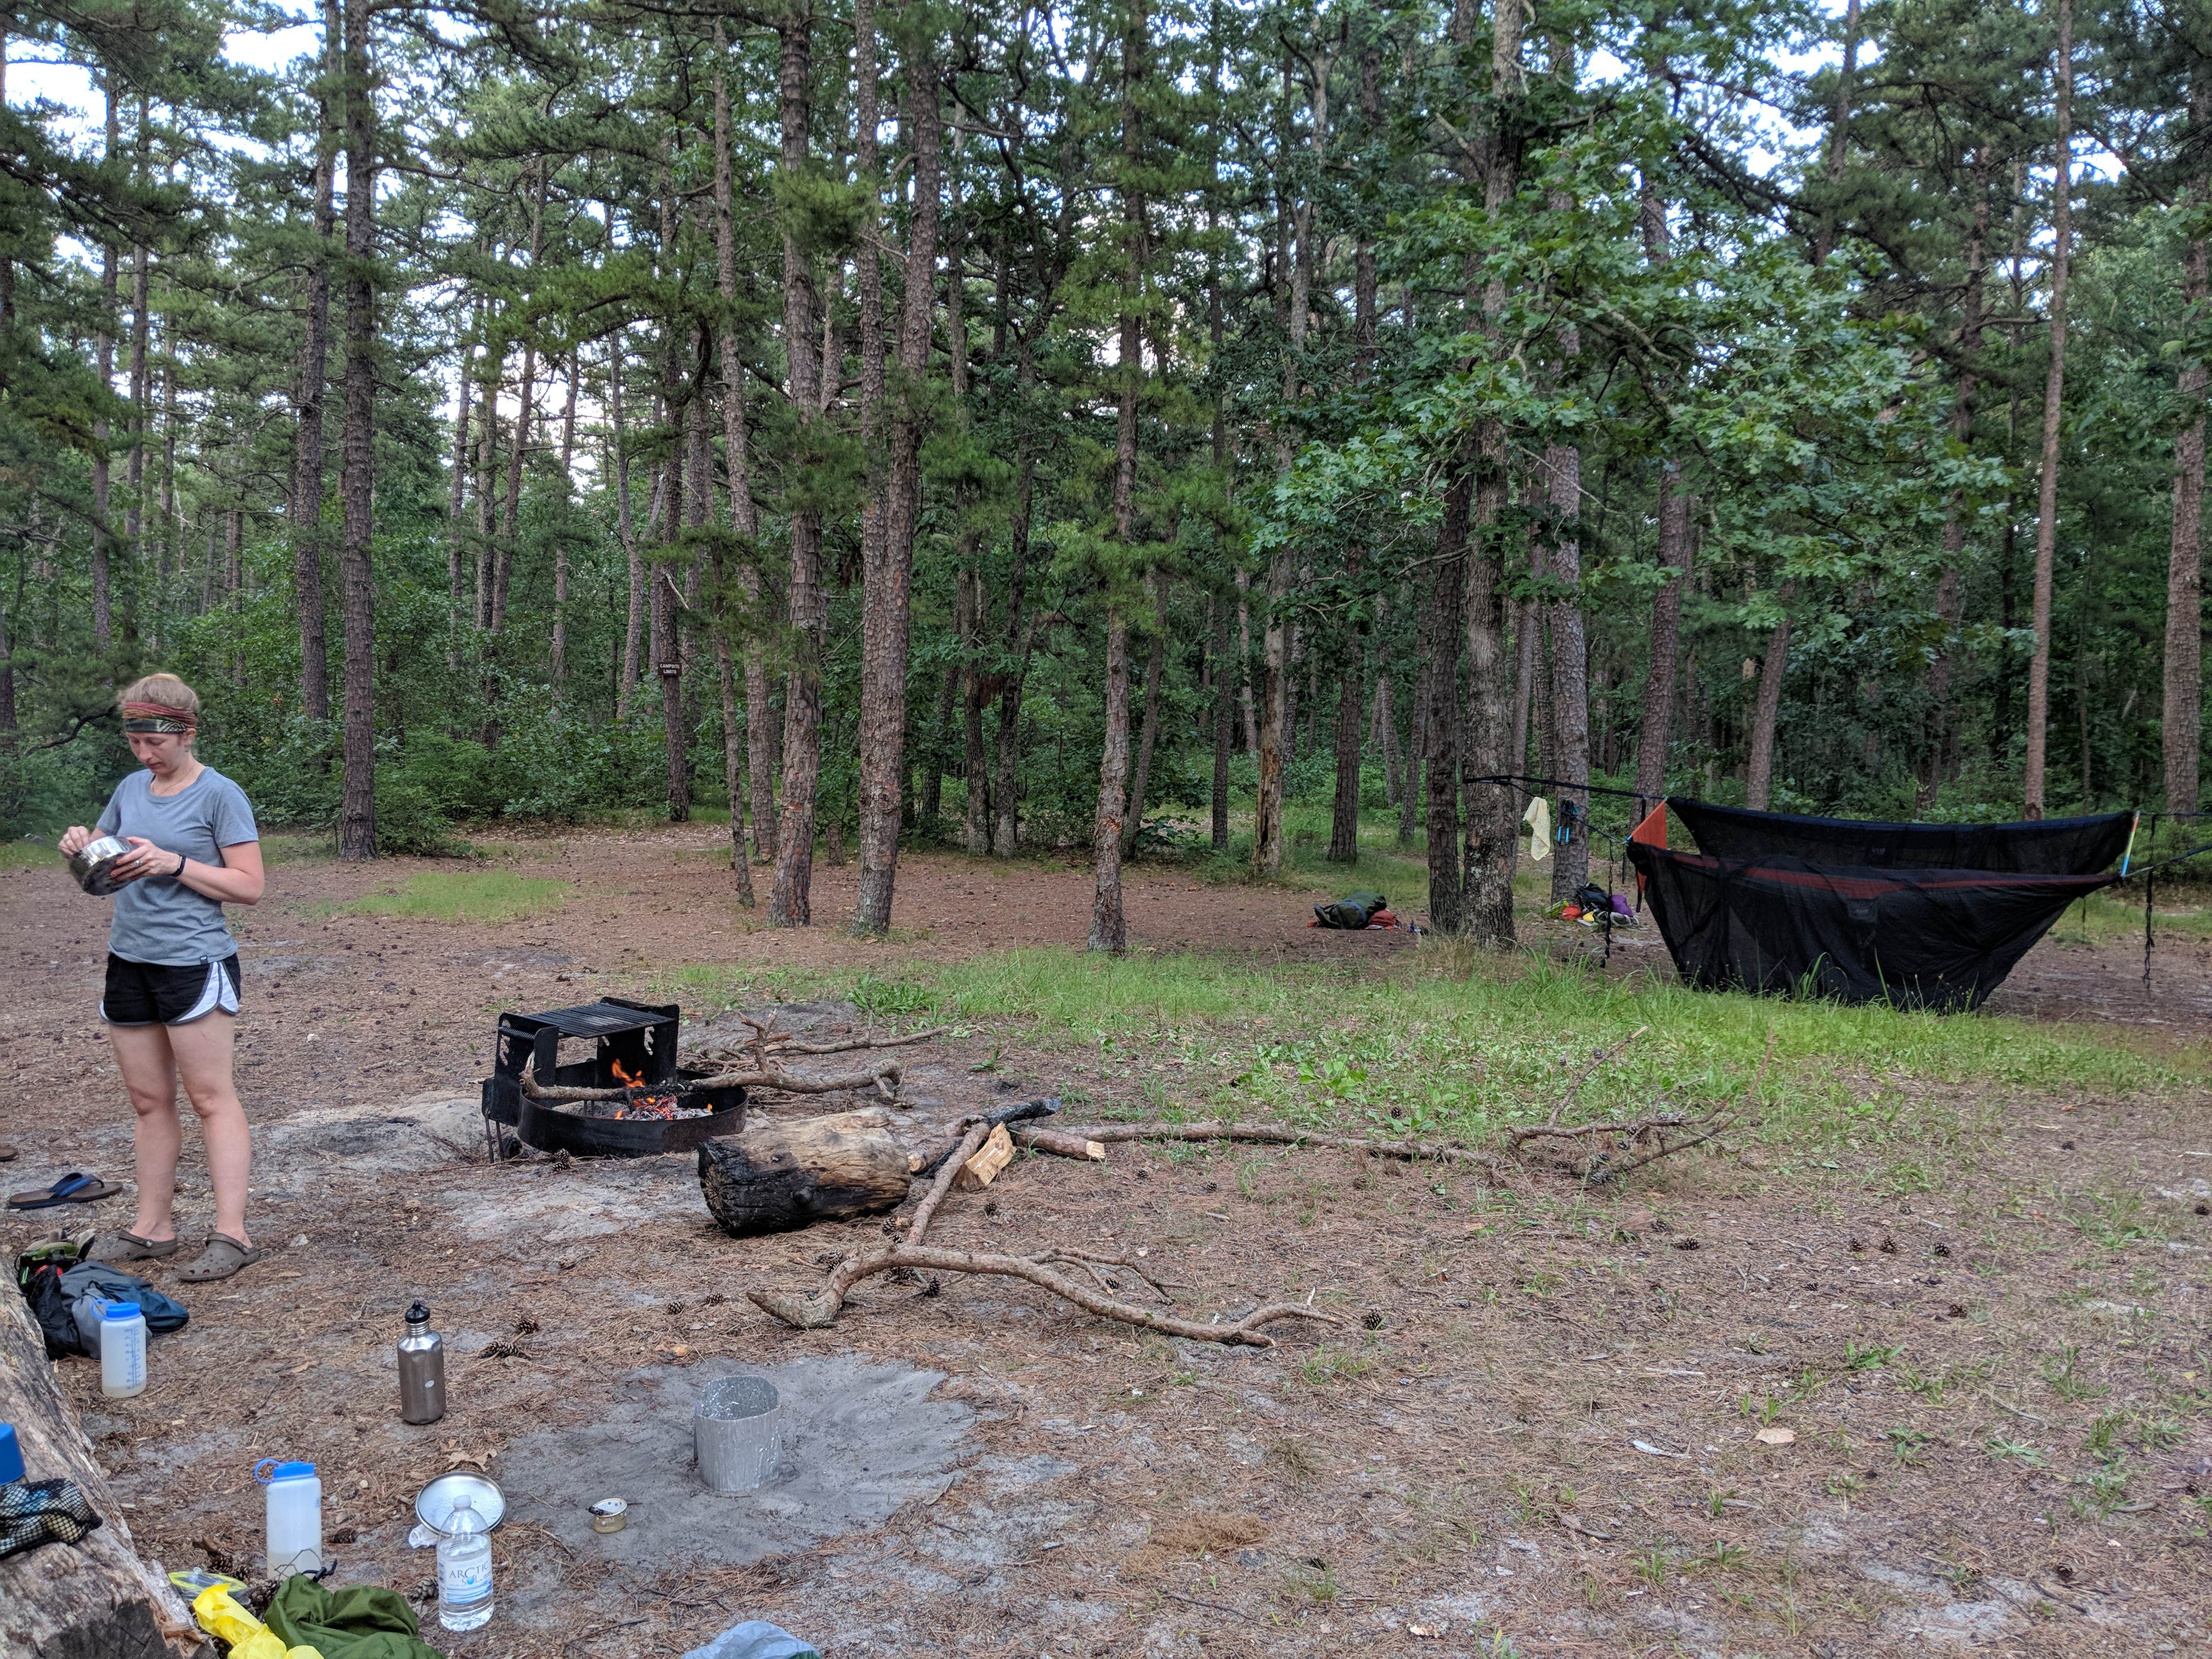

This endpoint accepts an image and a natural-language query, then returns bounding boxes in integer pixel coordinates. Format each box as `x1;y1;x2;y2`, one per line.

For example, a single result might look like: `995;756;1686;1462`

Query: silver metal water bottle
398;1301;447;1424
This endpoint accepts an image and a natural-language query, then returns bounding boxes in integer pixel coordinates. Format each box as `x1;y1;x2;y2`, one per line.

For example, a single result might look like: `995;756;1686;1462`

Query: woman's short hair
119;673;201;735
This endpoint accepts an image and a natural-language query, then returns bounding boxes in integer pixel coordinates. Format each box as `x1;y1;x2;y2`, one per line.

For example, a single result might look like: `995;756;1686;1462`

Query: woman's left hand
110;837;182;884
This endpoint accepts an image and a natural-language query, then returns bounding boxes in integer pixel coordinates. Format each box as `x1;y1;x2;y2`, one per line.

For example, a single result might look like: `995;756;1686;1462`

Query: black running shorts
101;954;241;1026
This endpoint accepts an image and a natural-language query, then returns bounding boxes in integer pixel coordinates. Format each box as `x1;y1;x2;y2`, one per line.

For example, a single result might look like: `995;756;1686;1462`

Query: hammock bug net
1626;803;2132;1011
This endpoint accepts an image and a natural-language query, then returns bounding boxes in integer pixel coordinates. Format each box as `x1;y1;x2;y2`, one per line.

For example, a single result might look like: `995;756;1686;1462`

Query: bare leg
105;1022;183;1244
168;1014;251;1247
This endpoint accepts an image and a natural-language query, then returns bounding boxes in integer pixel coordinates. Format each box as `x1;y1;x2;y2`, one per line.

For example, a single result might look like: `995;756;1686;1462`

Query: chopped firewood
1012;1126;1106;1161
955;1124;1015;1190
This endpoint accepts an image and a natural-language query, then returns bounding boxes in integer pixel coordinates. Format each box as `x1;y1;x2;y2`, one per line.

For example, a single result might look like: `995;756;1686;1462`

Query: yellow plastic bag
191;1583;328;1659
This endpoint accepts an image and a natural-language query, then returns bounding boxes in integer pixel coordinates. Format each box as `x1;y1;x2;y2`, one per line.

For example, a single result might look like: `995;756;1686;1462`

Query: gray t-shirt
95;766;259;966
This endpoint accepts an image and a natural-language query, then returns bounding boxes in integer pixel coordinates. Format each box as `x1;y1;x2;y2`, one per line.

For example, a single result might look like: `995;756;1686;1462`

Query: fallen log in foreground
0;1286;208;1657
698;1108;911;1235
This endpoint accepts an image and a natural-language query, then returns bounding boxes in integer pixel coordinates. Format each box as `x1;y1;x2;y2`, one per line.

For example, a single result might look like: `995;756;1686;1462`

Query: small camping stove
479;997;746;1159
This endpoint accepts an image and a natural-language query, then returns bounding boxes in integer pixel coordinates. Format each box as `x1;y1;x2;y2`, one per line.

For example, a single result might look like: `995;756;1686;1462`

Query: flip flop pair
5;1172;124;1210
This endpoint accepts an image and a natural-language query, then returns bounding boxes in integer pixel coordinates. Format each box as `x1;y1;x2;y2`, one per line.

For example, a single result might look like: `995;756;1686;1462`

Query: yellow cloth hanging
1522;795;1551;862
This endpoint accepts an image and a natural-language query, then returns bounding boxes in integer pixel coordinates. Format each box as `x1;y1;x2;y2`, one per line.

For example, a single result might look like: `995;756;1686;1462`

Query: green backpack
1314;890;1387;929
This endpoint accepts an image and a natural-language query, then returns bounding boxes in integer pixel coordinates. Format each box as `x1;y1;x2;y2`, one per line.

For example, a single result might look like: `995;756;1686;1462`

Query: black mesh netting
1627;802;2131;1011
1668;800;2135;874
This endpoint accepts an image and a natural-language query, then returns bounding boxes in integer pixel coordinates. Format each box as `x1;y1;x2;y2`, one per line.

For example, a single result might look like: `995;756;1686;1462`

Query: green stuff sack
264;1577;448;1659
1313;890;1387;929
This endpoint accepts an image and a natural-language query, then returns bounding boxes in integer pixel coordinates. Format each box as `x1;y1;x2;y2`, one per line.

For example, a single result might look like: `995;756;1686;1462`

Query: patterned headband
120;701;196;735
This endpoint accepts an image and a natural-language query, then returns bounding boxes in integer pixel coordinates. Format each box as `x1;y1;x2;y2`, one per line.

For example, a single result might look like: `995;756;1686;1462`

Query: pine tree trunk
713;43;767;884
1454;0;1526;947
857;2;932;932
1425;479;1468;932
2024;0;2072;820
550;354;577;685
771;10;823;926
2166;87;2209;815
962;579;991;854
474;394;498;631
1090;610;1132;952
994;421;1035;856
1122;570;1167;859
1328;648;1363;863
1236;569;1258;754
1462;438;1517;945
1744;581;1796;811
657;402;690;823
1922;169;1988;811
91;84;117;650
1211;595;1232;848
336;0;377;861
1637;468;1691;802
1401;661;1425;845
1544;437;1590;902
294;142;331;721
608;328;645;702
1253;555;1290;874
446;290;478;657
295;25;336;721
1092;7;1143;946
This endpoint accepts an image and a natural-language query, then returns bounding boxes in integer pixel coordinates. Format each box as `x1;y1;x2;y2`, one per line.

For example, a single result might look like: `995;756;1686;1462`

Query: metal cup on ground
694;1376;780;1493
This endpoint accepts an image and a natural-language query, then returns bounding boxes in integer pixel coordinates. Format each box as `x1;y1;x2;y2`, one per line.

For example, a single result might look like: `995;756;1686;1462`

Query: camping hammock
1625;803;2134;1011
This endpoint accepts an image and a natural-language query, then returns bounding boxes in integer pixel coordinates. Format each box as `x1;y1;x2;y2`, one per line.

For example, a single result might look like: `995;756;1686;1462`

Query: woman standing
58;674;267;1281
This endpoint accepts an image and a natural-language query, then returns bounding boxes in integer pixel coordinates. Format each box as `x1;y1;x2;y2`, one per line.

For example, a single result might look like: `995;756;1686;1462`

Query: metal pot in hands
69;835;133;896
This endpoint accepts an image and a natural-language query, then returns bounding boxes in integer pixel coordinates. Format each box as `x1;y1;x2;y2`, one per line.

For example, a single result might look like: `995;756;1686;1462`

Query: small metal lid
415;1471;505;1534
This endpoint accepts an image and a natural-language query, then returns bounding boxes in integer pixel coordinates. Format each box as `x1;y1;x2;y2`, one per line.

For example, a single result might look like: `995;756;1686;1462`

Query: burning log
697;1108;912;1237
522;1053;905;1106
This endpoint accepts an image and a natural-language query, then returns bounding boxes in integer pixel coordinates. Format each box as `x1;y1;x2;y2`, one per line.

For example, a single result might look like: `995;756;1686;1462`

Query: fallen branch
746;1243;1340;1347
907;1121;989;1245
520;1054;905;1105
688;1014;950;1068
1064;1120;1499;1168
1508;1025;1773;1183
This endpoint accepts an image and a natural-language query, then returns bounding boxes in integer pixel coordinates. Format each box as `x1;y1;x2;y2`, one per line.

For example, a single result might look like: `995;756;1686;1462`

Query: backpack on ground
1313;890;1388;929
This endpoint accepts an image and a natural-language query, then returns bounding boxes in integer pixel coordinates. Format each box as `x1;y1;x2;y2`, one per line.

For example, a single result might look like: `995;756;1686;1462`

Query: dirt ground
5;826;2212;1659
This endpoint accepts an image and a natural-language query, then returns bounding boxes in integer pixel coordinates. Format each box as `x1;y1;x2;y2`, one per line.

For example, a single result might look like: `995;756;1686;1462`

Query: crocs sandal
87;1231;182;1264
7;1172;125;1210
176;1233;266;1282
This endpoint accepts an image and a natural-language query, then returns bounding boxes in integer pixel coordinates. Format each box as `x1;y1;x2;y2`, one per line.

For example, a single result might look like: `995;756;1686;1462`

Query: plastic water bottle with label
437;1496;494;1631
99;1301;148;1399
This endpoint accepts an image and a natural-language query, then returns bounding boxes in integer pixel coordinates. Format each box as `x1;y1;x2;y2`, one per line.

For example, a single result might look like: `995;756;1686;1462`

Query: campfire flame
602;1058;698;1120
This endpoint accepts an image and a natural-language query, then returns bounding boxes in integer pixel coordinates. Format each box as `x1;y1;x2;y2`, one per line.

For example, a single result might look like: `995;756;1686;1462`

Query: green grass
338;870;572;925
3;837;63;872
663;939;2208;1159
2042;883;2212;946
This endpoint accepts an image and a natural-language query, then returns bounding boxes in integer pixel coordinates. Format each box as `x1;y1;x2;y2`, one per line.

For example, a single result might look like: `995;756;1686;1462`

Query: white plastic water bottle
255;1458;324;1576
99;1302;147;1399
437;1496;494;1631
